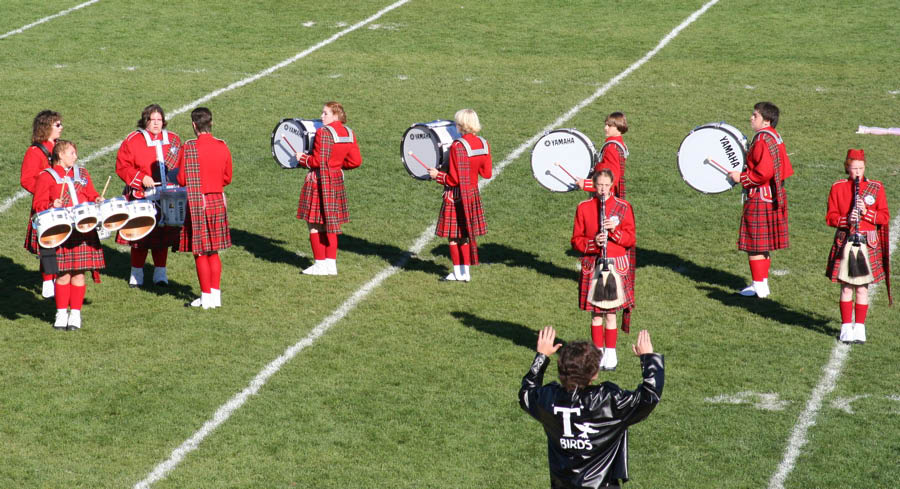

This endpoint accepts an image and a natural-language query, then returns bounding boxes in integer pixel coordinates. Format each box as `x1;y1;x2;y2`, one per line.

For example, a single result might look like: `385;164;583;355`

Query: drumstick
282;136;298;154
554;163;578;182
705;157;730;174
58;182;66;203
100;175;111;199
407;151;432;171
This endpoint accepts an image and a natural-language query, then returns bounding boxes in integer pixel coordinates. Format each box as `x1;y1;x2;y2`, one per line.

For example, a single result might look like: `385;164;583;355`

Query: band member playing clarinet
115;104;182;287
572;169;636;371
728;102;793;298
32;140;105;330
173;107;233;309
295;101;362;276
427;108;492;282
21;110;63;298
825;149;891;343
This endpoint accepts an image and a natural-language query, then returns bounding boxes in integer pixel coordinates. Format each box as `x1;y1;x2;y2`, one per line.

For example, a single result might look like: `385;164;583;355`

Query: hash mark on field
303;21;315;27
829;395;870;414
705;391;790;411
771;269;789;276
0;0;101;40
329;74;343;79
335;21;348;27
397;75;408;80
888;89;900;95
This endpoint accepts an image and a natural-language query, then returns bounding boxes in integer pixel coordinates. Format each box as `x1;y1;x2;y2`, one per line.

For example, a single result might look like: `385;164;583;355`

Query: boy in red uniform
577;111;629;198
728;102;793;298
825;149;891;343
173;107;233;309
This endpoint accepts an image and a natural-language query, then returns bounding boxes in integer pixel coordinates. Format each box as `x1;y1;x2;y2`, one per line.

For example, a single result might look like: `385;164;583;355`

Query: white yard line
768;211;900;489
132;2;721;487
0;0;101;40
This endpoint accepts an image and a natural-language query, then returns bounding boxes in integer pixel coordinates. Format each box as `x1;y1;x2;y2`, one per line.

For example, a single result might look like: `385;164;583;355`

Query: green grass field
1;1;898;488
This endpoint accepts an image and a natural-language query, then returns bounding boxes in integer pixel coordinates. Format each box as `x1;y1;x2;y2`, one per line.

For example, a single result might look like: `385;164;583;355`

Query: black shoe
65;326;78;331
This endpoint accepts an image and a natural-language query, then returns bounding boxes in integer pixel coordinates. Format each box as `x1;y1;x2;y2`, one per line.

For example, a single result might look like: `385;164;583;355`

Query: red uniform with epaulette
21;141;54;255
582;136;628;198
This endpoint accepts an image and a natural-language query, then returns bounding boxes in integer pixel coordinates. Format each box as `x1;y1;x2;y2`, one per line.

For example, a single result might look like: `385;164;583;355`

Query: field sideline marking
132;1;722;487
0;0;101;40
0;0;413;217
768;212;900;489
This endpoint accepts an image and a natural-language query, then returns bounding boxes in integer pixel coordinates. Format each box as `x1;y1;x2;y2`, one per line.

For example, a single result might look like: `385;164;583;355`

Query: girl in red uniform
427;108;493;282
825;149;891;343
572;170;636;371
21;110;63;298
115;104;182;287
32;140;105;330
294;102;362;276
577;111;629;198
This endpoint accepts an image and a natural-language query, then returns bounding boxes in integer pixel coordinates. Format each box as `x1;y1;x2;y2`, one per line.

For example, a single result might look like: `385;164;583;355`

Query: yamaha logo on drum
719;136;741;168
284;124;301;136
409;132;431;140
545;137;576;147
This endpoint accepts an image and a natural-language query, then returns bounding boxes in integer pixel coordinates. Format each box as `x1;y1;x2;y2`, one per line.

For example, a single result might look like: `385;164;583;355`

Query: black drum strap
31;142;52;164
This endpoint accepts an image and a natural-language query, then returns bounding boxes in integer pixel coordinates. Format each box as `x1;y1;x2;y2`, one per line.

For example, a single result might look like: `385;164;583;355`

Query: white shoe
54;309;69;329
442;265;463;281
153;267;168;285
324;259;338;275
42;279;55;298
839;323;854;343
739;284;757;296
754;279;770;298
853;323;866;344
210;289;221;308
602;348;618;371
302;261;328;275
67;309;81;330
129;267;144;288
190;292;214;309
442;272;459;281
459;265;471;282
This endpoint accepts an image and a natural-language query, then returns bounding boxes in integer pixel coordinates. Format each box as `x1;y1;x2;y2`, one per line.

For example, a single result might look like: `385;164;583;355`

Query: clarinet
599;190;608;272
851;176;861;244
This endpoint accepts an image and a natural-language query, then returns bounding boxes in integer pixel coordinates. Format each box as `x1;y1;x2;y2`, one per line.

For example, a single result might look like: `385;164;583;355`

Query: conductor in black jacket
519;327;664;488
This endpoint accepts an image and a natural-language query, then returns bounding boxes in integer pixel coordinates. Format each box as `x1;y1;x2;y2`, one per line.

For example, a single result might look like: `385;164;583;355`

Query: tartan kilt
56;230;105;273
296;169;349;234
177;193;231;253
579;255;635;313
825;229;885;284
24;215;39;254
738;198;789;252
435;187;487;238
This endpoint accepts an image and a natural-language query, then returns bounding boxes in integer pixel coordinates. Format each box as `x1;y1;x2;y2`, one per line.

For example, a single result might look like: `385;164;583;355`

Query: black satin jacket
519;353;664;488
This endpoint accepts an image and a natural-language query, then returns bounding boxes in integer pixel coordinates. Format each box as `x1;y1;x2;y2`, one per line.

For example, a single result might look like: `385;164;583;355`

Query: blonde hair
454;108;481;134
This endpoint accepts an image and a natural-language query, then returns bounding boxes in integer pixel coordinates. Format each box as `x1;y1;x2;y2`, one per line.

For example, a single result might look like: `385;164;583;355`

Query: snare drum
400;120;461;180
158;186;187;227
119;200;157;241
677;122;747;194
99;197;130;231
32;208;73;248
531;128;596;192
71;202;100;233
271;118;323;168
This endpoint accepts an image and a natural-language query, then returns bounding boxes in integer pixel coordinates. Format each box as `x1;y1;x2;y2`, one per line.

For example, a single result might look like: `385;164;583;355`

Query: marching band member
427;108;492;282
825;149;892;343
115;104;182;287
21;110;63;298
295;101;362;276
174;107;233;309
728;102;793;298
572;170;636;371
577;111;629;198
32;140;105;330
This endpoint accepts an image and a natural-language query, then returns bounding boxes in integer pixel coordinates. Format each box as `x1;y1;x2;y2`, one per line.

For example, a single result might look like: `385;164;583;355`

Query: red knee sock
194;255;211;293
131;248;149;268
208;253;222;290
749;259;769;282
309;232;326;260
151;248;168;267
69;284;86;310
604;327;618;349
325;233;338;260
449;242;461;266
41;273;55;282
591;325;605;350
839;301;853;323
854;303;868;325
54;283;71;310
459;241;471;266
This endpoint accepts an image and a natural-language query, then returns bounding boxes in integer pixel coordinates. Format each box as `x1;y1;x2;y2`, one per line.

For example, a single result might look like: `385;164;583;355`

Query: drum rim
676;123;747;194
530;128;597;192
270;118;322;170
400;123;450;181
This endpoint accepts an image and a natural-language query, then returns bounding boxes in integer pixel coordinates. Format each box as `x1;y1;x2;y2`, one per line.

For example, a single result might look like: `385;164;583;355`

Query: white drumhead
401;120;460;180
271;118;322;169
531;129;595;192
677;122;747;194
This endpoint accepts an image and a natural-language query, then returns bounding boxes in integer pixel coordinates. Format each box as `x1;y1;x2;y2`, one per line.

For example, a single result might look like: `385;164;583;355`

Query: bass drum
677;122;747;194
271;118;323;169
531;128;596;192
400;120;461;180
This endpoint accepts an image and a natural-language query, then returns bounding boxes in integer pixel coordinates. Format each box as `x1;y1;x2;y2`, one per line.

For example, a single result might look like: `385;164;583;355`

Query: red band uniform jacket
737;128;792;252
21;141;54;253
296;121;362;234
175;133;233;254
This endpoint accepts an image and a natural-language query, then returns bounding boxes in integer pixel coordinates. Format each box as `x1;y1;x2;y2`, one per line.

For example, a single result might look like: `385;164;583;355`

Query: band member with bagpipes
519;327;663;489
21;110;63;298
295;101;362;276
115;104;182;287
31;140;105;330
427;108;492;282
825;149;892;343
572;169;636;371
576;111;629;198
170;107;233;309
728;102;794;298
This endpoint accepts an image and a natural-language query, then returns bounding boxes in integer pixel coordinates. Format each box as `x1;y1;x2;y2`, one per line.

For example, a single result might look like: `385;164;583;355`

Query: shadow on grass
101;243;196;302
452;311;570;350
428;242;576;281
231;227;309;269
340;234;446;275
636;246;746;290
0;256;54;323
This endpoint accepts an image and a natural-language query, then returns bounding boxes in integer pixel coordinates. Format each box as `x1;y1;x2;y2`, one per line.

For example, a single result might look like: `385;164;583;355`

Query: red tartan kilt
435;187;486;238
24;216;39;254
296;169;349;234
56;230;105;273
579;255;635;313
825;232;885;284
177;193;231;253
738;198;789;252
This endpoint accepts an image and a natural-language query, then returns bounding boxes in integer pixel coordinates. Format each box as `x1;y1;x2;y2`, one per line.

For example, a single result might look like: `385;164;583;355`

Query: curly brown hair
32;110;61;144
557;341;601;391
